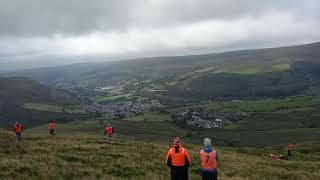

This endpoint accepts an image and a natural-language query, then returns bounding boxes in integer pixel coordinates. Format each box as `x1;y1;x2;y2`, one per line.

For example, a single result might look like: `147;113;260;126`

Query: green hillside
28;109;320;147
0;77;80;128
7;42;320;100
1;129;319;180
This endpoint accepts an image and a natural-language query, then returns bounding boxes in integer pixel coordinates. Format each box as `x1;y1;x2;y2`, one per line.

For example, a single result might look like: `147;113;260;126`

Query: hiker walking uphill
49;120;55;136
287;144;294;157
166;137;191;180
200;138;219;180
12;122;23;141
104;124;115;140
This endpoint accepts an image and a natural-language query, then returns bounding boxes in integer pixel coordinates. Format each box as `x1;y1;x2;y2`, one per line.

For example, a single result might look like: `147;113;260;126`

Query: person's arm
112;129;116;134
166;150;172;167
216;151;219;161
184;149;191;168
167;156;172;167
184;156;189;168
185;150;191;164
104;129;107;135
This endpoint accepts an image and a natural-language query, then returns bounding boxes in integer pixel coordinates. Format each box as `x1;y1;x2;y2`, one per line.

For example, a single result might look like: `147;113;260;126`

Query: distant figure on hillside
166;137;191;180
104;123;115;140
12;122;23;141
287;144;294;157
49;120;55;136
200;138;219;180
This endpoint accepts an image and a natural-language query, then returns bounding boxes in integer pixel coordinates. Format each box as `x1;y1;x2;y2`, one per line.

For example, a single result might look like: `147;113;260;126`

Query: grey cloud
1;0;319;37
0;0;320;67
0;0;131;36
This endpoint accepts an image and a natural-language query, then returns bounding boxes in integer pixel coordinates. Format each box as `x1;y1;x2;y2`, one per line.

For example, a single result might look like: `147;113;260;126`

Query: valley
1;43;320;179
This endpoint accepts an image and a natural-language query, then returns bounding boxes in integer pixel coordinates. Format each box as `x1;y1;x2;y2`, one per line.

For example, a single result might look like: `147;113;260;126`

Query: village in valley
56;83;245;129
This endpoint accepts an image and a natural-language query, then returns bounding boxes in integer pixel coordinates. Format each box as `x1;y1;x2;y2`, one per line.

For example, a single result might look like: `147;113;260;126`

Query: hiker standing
49;120;55;136
166;137;191;180
200;138;219;180
287;144;294;157
12;122;23;141
104;123;115;140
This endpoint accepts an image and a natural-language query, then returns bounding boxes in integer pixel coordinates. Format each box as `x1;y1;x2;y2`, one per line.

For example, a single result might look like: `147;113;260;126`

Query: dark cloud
1;0;319;37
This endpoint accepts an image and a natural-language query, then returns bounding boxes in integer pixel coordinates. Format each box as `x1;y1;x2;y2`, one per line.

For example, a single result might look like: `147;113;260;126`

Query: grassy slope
23;103;63;113
25;115;320;148
206;96;320;113
0;77;80;128
1;129;320;180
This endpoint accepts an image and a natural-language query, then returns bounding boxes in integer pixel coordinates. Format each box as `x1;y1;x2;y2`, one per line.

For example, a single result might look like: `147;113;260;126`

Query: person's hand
114;133;116;136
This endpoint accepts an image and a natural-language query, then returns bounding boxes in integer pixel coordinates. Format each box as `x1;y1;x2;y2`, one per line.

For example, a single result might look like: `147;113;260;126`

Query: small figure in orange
104;123;115;140
12;122;23;141
49;120;55;136
166;137;191;180
287;144;294;157
200;138;219;180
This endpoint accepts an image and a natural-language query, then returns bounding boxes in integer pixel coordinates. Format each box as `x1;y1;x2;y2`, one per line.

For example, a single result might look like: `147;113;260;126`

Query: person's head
173;137;182;153
173;137;181;146
107;123;111;127
204;138;212;147
15;122;19;125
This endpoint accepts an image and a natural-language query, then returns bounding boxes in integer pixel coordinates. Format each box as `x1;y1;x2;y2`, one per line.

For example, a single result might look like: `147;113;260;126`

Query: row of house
84;100;162;118
173;107;246;128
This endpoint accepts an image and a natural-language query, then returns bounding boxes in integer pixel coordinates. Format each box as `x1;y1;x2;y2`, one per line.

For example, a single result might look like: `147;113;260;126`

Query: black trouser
202;171;217;180
171;166;188;180
50;129;55;135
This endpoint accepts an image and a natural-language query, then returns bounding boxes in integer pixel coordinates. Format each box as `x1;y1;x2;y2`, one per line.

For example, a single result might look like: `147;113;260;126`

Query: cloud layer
1;0;320;62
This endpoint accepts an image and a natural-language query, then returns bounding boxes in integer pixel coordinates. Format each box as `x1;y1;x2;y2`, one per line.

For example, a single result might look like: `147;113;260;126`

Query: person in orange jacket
287;144;294;157
200;138;219;180
12;122;23;141
104;123;115;140
166;137;191;180
49;120;55;136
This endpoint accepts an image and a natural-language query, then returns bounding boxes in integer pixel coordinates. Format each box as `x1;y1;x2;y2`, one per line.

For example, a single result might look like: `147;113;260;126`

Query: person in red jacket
49;120;55;136
287;144;294;157
166;137;191;180
12;122;23;141
104;123;115;140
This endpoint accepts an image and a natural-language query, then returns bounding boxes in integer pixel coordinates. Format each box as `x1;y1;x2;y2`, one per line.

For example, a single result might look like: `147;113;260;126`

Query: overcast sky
1;0;320;68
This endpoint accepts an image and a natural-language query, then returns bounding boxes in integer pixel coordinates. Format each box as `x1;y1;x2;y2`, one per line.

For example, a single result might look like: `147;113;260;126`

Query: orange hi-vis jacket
200;149;217;170
288;144;294;150
166;145;191;166
14;124;22;133
49;122;55;130
106;127;113;135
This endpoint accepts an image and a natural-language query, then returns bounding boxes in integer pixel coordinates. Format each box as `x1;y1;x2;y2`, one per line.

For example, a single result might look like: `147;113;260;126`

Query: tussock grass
0;130;319;180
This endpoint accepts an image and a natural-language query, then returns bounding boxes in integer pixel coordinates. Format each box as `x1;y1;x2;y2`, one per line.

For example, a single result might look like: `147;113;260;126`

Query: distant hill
6;42;320;100
0;77;79;128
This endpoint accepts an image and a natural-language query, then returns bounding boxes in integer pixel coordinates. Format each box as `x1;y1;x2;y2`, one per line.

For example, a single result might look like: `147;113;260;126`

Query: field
95;94;131;104
1;129;320;180
124;112;170;122
23;103;86;115
206;96;320;113
25;113;320;148
23;103;63;113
